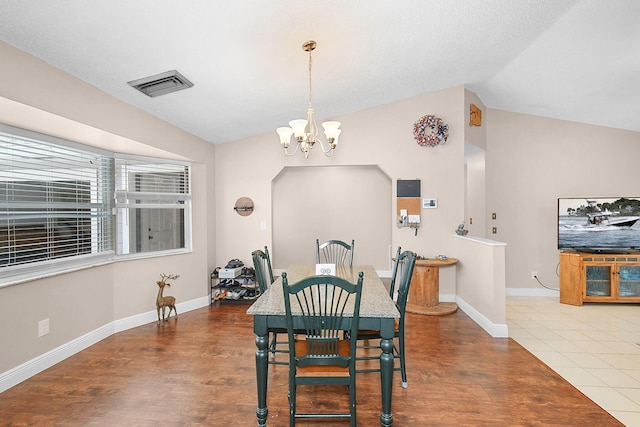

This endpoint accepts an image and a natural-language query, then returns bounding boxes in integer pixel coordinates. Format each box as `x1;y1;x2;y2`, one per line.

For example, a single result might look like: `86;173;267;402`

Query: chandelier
276;40;341;158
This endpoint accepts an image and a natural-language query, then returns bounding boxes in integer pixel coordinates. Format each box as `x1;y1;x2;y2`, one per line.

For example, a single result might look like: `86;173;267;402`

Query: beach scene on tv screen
558;198;640;250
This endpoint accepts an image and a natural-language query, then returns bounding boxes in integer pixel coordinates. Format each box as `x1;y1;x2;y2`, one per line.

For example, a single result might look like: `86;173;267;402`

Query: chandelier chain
308;50;313;108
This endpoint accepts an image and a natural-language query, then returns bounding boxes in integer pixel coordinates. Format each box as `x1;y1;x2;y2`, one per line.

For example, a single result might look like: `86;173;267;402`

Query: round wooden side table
406;257;458;315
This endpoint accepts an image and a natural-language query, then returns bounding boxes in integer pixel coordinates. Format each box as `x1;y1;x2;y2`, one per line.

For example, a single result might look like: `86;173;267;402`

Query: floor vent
127;70;194;97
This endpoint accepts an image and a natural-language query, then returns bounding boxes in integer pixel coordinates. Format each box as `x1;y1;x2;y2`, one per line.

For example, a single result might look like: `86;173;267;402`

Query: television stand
560;251;640;305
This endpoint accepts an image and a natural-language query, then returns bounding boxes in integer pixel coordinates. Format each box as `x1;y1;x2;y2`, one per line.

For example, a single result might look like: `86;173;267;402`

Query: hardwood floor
0;303;622;426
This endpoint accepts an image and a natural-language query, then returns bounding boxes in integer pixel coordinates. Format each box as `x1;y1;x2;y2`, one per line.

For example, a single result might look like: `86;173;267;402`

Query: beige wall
454;235;507;335
4;33;640;379
486;109;640;291
464;90;487;150
1;266;113;371
214;86;467;269
464;89;488;238
0;41;216;374
272;165;392;269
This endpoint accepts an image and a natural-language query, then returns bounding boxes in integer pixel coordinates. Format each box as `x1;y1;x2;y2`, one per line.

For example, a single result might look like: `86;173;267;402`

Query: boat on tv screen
558;198;640;251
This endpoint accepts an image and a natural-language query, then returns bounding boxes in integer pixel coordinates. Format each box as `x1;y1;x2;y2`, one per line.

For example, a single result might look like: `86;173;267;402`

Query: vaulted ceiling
1;0;638;144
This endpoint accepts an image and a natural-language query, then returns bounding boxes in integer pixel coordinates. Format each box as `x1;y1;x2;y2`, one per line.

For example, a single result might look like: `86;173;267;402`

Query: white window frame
114;154;192;259
0;124;114;286
0;124;193;287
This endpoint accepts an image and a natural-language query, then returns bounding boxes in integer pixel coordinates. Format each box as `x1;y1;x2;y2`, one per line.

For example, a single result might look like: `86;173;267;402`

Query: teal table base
253;314;395;426
248;265;399;426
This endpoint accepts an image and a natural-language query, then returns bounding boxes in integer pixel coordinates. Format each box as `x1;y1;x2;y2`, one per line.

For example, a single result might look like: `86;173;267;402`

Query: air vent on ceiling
127;70;194;97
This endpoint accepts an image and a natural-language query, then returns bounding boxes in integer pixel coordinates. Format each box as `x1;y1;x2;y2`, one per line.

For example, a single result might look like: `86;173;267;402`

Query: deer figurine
156;273;179;324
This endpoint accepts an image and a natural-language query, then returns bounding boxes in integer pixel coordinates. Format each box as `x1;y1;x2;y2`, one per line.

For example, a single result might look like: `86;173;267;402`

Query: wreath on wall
413;115;449;147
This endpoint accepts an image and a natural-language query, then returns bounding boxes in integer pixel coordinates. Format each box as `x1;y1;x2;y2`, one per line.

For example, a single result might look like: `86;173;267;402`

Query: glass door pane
585;265;611;296
618;265;640;297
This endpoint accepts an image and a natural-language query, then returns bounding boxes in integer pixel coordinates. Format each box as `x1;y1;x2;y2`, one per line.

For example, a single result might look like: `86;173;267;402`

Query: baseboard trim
506;287;559;297
113;296;209;332
0;296;210;393
456;297;509;338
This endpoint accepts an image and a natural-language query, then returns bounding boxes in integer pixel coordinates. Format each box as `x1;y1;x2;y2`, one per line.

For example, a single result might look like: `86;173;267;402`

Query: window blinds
0;127;114;271
114;156;191;255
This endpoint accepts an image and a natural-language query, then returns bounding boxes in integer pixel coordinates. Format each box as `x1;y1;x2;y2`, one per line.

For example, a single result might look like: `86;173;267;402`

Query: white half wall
453;234;508;337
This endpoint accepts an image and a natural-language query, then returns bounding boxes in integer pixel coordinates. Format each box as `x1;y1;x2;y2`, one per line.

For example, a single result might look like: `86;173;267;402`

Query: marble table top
246;264;399;319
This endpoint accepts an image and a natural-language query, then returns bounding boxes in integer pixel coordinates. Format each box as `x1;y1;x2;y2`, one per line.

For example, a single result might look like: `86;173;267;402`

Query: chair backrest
315;239;355;266
263;246;274;284
388;246;402;299
252;248;274;294
282;271;364;369
394;250;417;320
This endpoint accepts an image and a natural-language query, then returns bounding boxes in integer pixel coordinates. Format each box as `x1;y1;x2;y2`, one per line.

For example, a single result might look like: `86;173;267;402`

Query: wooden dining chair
355;249;417;388
282;271;364;426
252;246;274;294
388;246;402;301
316;239;355;266
252;247;287;365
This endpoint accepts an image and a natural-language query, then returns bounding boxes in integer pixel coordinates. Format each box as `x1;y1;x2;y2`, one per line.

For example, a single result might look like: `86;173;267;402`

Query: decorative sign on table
315;263;336;275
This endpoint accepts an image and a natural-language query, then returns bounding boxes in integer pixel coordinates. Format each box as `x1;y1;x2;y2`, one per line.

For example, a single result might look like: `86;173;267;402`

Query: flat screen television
558;197;640;253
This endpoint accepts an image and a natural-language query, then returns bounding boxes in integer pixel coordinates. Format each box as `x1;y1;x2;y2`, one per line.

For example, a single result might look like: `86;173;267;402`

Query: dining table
246;264;400;427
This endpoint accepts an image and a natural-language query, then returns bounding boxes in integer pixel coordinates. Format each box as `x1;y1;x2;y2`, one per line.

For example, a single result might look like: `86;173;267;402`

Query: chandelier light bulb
289;120;308;140
276;127;294;147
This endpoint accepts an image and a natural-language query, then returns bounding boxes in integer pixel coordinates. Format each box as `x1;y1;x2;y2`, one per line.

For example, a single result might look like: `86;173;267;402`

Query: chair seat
294;339;351;377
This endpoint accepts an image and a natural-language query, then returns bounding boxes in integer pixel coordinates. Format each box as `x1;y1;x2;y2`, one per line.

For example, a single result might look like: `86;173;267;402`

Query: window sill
0;248;192;289
0;254;115;289
115;248;192;262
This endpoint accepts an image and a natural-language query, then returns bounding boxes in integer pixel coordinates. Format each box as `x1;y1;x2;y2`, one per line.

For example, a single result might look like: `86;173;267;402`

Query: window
0;125;113;281
114;156;191;256
0;124;192;285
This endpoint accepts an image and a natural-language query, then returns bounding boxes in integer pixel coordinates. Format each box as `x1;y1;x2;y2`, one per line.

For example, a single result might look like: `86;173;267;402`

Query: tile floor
507;297;640;427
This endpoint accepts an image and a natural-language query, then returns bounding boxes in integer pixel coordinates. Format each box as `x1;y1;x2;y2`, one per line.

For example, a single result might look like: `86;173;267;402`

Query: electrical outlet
492;227;497;234
38;318;50;337
531;271;537;280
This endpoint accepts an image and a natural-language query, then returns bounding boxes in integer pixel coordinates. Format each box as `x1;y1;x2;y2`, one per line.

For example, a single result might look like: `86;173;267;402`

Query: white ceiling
0;0;638;145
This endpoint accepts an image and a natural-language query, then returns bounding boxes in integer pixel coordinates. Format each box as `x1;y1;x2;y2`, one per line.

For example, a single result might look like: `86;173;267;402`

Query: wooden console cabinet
560;251;640;306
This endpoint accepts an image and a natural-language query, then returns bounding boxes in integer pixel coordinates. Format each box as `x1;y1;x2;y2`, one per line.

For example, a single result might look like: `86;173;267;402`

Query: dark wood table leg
379;321;394;426
255;318;269;426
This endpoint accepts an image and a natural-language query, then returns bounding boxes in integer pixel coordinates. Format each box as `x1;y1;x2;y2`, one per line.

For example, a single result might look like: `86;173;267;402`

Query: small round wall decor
233;197;254;216
413;115;449;147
